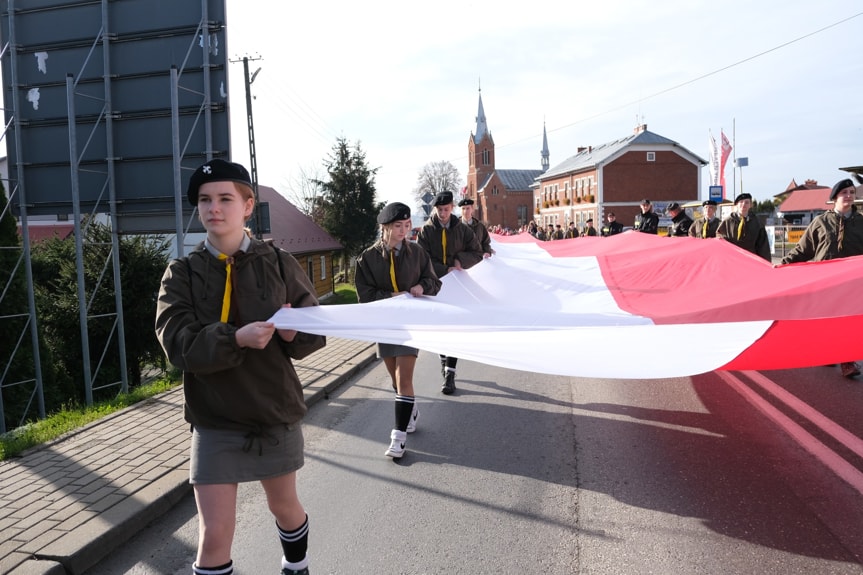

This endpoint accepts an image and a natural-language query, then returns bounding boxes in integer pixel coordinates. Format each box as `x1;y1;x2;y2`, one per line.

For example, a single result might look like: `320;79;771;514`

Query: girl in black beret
354;202;442;458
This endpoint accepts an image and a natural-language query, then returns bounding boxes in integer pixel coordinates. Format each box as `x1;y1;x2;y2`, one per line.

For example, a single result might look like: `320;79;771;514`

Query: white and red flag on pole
708;132;719;186
720;130;733;191
271;233;863;379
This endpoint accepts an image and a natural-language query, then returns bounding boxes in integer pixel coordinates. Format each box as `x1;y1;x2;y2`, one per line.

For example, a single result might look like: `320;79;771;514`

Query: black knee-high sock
395;395;415;431
445;356;458;370
277;515;309;564
193;560;233;575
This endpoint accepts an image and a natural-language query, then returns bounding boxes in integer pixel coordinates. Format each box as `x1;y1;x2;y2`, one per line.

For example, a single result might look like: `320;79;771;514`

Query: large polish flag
271;232;863;380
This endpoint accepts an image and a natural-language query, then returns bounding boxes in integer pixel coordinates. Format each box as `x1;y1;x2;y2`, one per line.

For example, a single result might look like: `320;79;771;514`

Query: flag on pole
708;132;719;186
271;233;863;380
720;130;733;191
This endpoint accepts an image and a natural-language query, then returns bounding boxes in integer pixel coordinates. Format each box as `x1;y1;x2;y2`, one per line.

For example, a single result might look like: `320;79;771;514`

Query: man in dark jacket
666;202;693;237
779;178;863;378
601;212;624;237
417;191;483;394
633;199;659;234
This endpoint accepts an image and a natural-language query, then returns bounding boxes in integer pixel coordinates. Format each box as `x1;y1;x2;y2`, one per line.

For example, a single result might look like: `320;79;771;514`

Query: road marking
716;371;863;496
741;370;863;460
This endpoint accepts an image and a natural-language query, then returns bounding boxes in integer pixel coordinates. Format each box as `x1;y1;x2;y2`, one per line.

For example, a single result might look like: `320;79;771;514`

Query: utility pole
231;54;264;238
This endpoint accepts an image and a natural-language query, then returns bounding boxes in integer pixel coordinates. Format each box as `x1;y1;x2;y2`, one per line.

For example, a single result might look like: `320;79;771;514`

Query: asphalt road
84;353;863;575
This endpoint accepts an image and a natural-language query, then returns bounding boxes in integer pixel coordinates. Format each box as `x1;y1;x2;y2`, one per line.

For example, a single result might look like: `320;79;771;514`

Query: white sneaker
385;429;407;458
406;403;419;433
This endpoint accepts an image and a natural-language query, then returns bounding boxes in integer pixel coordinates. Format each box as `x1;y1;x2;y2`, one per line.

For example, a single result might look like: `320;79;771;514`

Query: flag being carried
271;233;863;380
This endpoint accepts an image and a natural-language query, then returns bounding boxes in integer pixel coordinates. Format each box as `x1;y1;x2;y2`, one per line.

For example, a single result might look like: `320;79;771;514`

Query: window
482;149;490;165
320;256;326;280
647;152;655;162
306;258;314;282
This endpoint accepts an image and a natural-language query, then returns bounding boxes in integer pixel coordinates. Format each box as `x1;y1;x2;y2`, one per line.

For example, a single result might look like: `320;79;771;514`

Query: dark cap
640;198;651;205
666;202;681;214
830;178;856;201
458;198;474;207
586;218;593;223
377;202;411;225
433;191;454;206
702;200;718;206
733;193;752;204
187;159;252;205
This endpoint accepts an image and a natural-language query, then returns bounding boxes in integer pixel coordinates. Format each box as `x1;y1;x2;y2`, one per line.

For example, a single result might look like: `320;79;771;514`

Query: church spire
474;81;488;143
541;120;550;172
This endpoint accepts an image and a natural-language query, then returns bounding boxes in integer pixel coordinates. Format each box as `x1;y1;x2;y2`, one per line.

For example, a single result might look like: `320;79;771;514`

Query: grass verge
0;377;179;462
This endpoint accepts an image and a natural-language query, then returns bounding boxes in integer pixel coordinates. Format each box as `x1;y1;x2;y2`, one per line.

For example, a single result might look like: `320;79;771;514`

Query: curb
8;350;378;575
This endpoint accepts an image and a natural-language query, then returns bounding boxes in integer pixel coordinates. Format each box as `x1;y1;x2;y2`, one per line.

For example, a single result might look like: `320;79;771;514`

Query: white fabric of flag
273;232;863;379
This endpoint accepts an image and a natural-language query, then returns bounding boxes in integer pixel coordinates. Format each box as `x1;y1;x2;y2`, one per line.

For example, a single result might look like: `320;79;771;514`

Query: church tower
466;86;494;202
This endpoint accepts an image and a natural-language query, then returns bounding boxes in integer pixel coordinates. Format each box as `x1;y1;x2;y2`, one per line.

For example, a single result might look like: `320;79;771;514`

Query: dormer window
647;152;656;162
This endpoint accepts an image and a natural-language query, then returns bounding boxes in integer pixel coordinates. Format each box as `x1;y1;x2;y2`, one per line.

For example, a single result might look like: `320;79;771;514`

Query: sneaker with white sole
406;403;419;433
385;429;407;458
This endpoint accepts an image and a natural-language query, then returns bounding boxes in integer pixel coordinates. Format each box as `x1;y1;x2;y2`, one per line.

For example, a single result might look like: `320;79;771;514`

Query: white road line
741;370;863;460
716;371;863;496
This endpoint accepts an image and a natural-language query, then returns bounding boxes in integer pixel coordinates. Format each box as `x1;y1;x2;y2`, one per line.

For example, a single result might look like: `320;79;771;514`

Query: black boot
440;357;447;378
441;370;455;395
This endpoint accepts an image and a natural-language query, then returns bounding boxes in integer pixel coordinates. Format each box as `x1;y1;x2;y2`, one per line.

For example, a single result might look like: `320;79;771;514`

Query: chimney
634;124;647;134
577;146;587;153
804;179;818;187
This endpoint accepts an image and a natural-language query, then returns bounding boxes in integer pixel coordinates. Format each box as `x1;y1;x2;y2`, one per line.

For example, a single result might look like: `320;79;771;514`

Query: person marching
665;202;693;237
633;199;660;234
417;190;483;395
459;197;494;258
601;212;624;237
581;218;598;236
779;177;863;378
716;192;771;261
354;202;442;458
156;159;326;575
689;200;720;238
564;221;579;239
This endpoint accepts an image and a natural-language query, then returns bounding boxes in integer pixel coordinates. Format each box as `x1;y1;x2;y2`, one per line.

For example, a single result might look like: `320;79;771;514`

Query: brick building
464;90;549;231
535;124;706;234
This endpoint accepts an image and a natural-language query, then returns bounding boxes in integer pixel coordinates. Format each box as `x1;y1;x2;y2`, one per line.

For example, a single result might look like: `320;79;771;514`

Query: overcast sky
223;1;862;213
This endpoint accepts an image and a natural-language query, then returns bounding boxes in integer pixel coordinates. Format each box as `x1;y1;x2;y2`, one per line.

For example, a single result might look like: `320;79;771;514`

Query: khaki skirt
376;342;419;358
189;423;304;484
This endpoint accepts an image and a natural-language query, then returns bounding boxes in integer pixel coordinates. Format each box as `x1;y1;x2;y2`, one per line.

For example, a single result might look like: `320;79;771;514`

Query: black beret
585;218;593;223
830;178;855;201
640;198;651;205
377;202;411;225
733;193;752;204
702;200;718;206
458;198;474;207
187;159;252;205
666;202;681;214
433;191;454;206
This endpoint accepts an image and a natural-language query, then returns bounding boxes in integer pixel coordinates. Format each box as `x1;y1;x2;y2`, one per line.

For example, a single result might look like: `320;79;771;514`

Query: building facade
535;124;706;234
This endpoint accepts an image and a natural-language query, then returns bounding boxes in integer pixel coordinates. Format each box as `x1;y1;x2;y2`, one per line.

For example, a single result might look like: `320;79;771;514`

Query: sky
223;1;863;214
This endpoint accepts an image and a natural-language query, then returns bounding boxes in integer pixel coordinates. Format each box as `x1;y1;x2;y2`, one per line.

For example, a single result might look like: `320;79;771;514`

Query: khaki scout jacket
354;239;442;303
156;239;325;432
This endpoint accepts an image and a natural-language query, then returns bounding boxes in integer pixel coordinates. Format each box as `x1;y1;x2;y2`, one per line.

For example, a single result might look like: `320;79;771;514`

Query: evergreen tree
0;185;58;429
315;138;383;274
30;219;169;406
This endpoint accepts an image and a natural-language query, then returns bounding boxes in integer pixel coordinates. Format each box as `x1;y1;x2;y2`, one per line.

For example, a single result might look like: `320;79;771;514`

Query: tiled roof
541;129;706;179
498;169;544;191
258;186;343;254
777;187;832;213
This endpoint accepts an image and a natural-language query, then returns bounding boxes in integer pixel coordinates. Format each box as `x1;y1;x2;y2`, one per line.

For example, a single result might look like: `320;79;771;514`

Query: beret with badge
458;198;474;207
377;202;412;225
733;193;752;204
702;199;718;206
187;159;253;205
